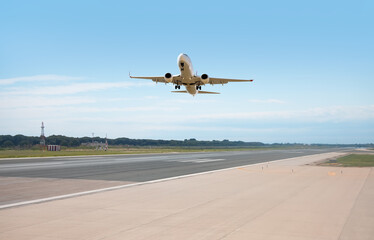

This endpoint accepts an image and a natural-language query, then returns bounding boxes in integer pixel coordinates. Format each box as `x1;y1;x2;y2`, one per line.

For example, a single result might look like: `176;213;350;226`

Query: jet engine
200;74;210;84
164;73;173;83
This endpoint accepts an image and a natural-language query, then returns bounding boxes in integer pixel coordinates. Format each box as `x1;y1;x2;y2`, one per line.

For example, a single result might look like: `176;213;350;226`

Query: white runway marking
175;158;226;163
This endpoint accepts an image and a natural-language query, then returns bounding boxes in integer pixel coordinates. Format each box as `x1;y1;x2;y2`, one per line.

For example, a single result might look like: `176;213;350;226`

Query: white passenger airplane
130;53;253;95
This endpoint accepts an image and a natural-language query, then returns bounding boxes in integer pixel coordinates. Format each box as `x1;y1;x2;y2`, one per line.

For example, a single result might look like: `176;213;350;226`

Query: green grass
335;154;374;167
0;146;310;159
0;148;199;158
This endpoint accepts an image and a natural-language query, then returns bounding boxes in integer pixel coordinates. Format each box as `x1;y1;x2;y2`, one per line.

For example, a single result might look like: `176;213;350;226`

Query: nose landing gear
175;85;181;90
196;85;202;90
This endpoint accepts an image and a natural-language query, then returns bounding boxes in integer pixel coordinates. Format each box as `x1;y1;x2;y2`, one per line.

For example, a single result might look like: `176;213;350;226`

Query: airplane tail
171;90;220;94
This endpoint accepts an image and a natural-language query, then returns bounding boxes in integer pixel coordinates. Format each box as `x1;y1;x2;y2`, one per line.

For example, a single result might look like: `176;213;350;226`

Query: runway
1;150;372;240
0;148;344;206
0;148;341;182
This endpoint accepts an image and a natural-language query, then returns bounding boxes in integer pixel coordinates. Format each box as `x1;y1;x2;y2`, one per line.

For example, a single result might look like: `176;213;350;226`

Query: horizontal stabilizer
171;91;188;93
198;91;220;94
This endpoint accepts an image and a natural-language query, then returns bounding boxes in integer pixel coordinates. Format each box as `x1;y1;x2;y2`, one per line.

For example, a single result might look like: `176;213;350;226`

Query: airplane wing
130;75;166;83
130;75;182;84
209;77;253;85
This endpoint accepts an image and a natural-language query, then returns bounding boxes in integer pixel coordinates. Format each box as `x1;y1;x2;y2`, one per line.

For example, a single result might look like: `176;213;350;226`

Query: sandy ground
0;152;372;240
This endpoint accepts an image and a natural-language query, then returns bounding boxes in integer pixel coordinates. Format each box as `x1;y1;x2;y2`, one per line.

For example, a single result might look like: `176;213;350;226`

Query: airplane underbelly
181;77;194;84
180;62;194;80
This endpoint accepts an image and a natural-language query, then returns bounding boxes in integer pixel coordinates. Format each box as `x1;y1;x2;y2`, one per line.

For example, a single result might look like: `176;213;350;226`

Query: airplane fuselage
177;53;197;95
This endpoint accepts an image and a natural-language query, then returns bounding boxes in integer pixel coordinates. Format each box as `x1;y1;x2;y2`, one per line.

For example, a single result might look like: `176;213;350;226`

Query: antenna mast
105;134;108;151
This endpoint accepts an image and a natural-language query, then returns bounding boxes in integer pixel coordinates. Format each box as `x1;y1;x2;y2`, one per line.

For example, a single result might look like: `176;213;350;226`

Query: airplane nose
178;53;188;63
178;53;185;61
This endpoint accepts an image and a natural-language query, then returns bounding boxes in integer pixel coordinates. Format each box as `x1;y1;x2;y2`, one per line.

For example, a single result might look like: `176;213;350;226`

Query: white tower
40;122;46;151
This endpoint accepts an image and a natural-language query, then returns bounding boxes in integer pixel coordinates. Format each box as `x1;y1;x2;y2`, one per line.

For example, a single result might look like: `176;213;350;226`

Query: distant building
81;134;109;150
81;141;108;150
47;145;61;151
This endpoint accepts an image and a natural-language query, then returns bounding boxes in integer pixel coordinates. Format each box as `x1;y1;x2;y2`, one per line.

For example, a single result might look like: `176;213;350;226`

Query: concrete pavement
0;152;373;240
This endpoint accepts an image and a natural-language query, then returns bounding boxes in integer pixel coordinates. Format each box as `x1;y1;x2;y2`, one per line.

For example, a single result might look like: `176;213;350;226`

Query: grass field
0;148;202;159
0;146;287;159
322;154;374;167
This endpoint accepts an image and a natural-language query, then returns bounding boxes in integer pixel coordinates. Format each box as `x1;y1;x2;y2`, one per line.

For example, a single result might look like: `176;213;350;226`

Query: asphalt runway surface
0;148;344;182
2;150;372;239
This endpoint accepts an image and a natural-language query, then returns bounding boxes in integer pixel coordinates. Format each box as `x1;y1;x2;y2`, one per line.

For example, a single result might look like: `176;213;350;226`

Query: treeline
1;135;373;149
107;138;265;147
0;135;265;149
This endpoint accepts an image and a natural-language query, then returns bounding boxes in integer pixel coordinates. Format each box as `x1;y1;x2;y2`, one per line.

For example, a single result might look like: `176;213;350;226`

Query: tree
2;140;14;148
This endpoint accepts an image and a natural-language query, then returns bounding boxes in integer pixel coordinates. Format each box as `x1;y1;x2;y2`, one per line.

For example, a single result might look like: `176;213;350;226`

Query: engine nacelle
164;73;173;83
200;74;209;84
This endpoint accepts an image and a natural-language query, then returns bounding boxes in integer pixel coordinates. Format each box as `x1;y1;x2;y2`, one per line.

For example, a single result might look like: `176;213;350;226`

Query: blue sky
1;0;373;143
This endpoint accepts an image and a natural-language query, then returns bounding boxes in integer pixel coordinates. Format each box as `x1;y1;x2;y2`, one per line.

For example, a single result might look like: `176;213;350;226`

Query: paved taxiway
0;149;342;205
0;151;372;240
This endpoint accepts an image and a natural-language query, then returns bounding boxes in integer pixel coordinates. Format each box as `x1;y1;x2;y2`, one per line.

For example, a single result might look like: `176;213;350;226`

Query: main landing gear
174;85;181;89
196;85;202;90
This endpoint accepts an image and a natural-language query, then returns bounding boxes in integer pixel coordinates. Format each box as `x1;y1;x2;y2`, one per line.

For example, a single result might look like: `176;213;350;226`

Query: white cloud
248;99;286;104
8;104;370;124
2;100;373;124
0;96;96;108
172;98;218;104
130;105;374;123
130;125;299;133
103;96;160;102
4;81;153;95
0;75;84;85
58;106;181;113
182;105;374;122
144;96;160;100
